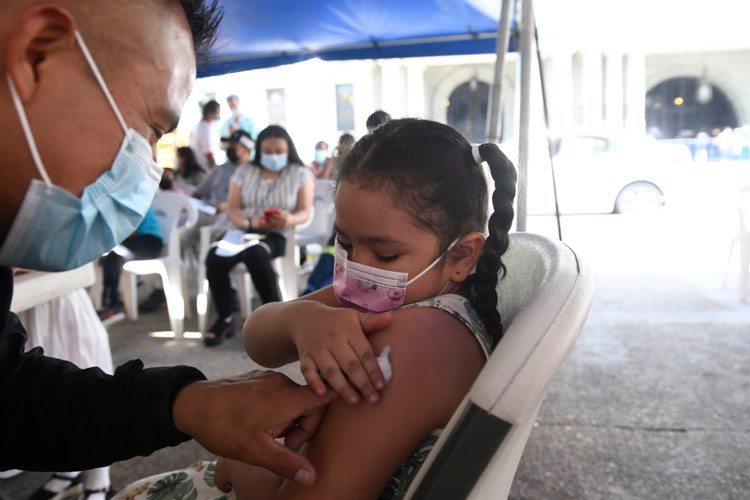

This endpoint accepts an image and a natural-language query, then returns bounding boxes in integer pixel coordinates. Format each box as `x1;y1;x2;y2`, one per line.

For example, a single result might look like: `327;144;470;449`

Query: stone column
604;51;625;131
581;50;604;128
547;51;574;135
623;51;646;137
379;59;407;118
405;62;426;118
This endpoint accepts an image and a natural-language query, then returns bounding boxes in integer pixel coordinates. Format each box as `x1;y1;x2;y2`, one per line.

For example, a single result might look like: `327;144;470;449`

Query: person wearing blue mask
204;125;314;345
0;0;355;488
308;140;334;179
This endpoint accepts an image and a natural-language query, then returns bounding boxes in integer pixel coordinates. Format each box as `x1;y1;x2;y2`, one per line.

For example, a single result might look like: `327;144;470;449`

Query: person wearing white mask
220;94;257;139
204;125;314;346
0;0;375;488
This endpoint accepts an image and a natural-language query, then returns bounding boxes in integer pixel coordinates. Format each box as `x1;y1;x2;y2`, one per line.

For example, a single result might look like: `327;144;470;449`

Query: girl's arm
226;308;486;499
242;287;337;366
243;290;389;404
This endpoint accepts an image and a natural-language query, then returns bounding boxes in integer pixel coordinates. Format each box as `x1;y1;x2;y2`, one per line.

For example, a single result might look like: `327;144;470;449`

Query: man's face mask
0;31;162;272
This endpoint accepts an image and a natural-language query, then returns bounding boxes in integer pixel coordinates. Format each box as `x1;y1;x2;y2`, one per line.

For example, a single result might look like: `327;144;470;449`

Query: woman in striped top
204;126;314;346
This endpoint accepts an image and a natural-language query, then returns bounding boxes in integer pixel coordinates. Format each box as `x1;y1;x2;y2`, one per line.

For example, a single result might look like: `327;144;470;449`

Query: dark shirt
0;266;205;471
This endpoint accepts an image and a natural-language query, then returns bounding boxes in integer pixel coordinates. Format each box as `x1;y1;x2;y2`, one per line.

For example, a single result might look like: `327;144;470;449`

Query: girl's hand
266;209;291;229
293;306;392;404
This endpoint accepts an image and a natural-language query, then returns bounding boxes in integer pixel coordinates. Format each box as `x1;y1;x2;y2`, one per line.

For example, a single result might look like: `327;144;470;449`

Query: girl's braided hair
336;119;517;347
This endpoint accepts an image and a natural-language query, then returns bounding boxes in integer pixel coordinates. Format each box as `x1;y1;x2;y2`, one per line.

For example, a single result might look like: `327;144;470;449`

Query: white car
500;134;692;215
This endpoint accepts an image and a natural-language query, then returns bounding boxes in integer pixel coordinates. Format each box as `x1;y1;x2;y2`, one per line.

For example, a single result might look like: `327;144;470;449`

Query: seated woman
114;119;516;499
203;125;314;346
175;146;207;191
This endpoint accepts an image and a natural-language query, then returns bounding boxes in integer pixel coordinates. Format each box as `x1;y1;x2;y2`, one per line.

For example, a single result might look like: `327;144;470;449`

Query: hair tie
471;144;483;165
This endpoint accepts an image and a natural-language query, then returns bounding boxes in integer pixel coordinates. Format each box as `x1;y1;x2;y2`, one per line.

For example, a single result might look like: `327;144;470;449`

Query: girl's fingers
331;344;379;403
316;351;360;404
300;358;327;396
349;337;386;391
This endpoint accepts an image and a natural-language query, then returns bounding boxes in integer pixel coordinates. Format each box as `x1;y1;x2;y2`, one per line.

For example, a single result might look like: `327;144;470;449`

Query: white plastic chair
11;264;96;313
405;232;595;500
120;191;198;337
722;192;750;301
296;180;336;248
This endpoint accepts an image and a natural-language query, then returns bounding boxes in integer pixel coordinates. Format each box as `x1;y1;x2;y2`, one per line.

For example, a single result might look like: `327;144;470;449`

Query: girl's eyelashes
375;253;399;263
336;235;399;263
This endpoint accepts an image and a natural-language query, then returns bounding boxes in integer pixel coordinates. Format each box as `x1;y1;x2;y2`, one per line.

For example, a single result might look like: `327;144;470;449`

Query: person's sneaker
96;307;124;326
29;473;83;500
138;289;166;313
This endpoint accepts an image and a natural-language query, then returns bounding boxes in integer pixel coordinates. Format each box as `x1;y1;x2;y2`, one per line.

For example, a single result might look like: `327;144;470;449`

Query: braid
469;143;517;347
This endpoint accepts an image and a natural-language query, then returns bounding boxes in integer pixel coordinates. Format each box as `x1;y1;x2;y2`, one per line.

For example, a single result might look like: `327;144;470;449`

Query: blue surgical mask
0;31;162;272
260;153;288;172
314;149;328;164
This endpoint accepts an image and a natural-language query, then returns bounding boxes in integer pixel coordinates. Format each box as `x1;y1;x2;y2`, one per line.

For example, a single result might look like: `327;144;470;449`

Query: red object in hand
263;208;281;223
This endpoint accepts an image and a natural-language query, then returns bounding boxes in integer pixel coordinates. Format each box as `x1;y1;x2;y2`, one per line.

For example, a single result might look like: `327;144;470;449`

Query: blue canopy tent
198;0;536;231
197;0;511;77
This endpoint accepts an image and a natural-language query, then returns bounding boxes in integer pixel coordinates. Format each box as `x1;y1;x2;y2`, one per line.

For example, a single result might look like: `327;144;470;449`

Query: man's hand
172;371;333;486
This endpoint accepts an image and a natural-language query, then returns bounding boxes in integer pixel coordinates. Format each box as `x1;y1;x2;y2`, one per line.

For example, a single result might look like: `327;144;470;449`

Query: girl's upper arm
296;178;314;212
277;308;486;500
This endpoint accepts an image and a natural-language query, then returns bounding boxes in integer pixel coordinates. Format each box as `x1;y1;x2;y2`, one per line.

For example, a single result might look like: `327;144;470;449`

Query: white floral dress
114;294;491;500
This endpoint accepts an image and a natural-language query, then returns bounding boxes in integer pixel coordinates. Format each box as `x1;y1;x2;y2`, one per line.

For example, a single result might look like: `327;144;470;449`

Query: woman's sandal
29;472;83;500
203;317;235;347
80;487;115;500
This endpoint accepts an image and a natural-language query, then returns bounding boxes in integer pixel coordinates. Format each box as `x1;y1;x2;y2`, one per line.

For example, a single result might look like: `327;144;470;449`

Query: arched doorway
646;77;738;139
447;79;490;143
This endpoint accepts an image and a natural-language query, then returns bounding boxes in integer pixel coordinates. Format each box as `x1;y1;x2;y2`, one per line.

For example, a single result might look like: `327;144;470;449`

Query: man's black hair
366;110;391;130
179;0;224;62
202;99;220;117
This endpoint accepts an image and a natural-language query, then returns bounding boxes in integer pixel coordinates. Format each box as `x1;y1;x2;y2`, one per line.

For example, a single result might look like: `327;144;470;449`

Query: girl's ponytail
469;143;517;347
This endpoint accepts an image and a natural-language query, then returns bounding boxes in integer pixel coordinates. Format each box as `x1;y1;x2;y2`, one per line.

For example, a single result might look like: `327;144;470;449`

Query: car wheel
614;182;664;214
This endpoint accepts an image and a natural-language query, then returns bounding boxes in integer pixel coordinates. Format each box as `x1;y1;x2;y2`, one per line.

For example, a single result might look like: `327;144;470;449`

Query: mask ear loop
74;31;128;135
5;75;53;186
405;238;460;286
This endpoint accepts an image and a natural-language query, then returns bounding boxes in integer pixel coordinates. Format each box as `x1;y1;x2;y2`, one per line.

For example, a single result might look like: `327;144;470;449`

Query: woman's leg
124;234;164;260
206;247;244;320
101;252;125;308
240;233;286;304
100;235;163;308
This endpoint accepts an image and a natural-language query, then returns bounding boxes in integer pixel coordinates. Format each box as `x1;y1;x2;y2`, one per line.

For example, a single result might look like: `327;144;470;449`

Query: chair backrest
738;189;750;236
296;180;336;246
405;232;595;500
150;190;199;260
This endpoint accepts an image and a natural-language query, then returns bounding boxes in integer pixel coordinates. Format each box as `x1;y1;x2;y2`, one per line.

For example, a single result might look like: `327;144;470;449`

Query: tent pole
516;0;534;232
485;0;513;142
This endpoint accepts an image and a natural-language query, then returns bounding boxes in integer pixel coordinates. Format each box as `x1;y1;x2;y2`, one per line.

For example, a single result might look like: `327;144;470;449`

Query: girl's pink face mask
332;238;457;313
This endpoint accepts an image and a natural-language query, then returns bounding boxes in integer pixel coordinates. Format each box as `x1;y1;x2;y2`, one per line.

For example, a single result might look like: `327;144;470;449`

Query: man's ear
5;5;76;101
446;232;486;282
